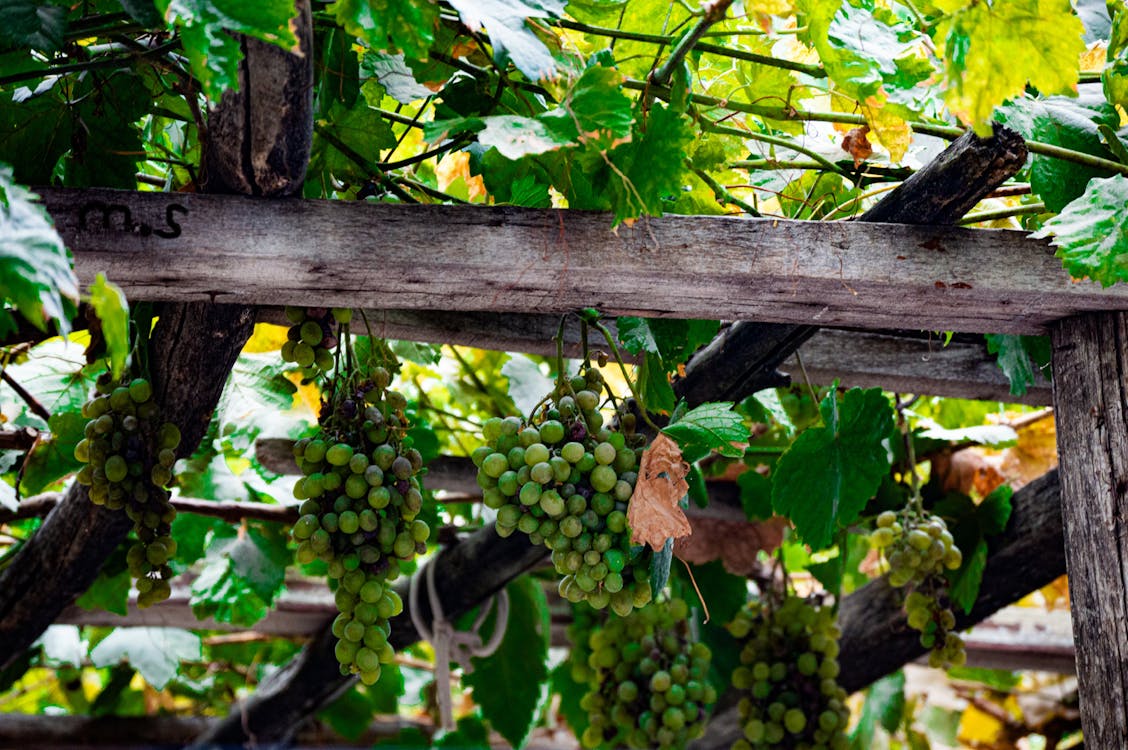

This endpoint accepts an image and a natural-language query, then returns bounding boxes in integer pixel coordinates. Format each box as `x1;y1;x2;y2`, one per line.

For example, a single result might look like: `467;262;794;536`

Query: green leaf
501;354;555;416
361;52;431;104
463;576;550;748
0;1;67;52
607;99;695;223
915;423;1017;447
948;537;988;614
737;469;773;520
447;0;565;80
936;0;1086;134
663;401;747;458
850;670;906;748
945;665;1020;690
771;388;893;550
984;333;1051;396
0;164;76;334
649;537;674;594
19;409;84;494
75;565;131;616
189;523;290;626
155;0;301;99
119;0;164;27
686;560;747;627
638;352;677;414
328;0;439;62
318;673;407;742
1028;96;1119;212
436;714;491;749
550;661;589;739
978;484;1013;537
313;99;398;186
1106;3;1128;109
1032;174;1128;286
89;627;201;690
89;274;130;380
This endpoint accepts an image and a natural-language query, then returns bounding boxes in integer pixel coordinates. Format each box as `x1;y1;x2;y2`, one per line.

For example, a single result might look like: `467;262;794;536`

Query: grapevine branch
649;0;736;89
0;370;51;422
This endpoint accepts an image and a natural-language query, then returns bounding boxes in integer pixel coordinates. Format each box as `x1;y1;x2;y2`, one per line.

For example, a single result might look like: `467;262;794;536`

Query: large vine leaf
771;388;893;550
1032;174;1128;286
1106;3;1128;109
155;0;301;99
984;333;1051;396
662;401;747;458
936;0;1086;134
89;628;201;690
327;0;440;62
0;0;66;52
447;0;566;81
935;486;1013;613
463;575;551;748
189;522;291;626
0;165;76;336
88;274;130;380
617;316;719;416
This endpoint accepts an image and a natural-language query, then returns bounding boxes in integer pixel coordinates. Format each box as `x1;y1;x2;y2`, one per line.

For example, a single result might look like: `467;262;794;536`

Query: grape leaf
463;576;550;749
1032;174;1128;286
89;274;130;380
361;52;432;104
447;0;565;81
663;401;747;458
328;0;439;62
737;469;773;520
19;409;84;494
119;0;164;27
850;671;906;748
155;0;301;99
984;333;1050;396
35;626;86;668
607;99;695;223
948;537;989;614
89;627;201;689
318;668;404;741
1025;96;1120;212
550;661;589;739
638;352;677;415
771;388;893;550
936;0;1086;134
0;1;66;52
978;484;1014;537
311;99;398;188
916;423;1018;447
1106;4;1128;109
0;164;76;335
501;354;555;415
189;523;290;626
75;565;131;616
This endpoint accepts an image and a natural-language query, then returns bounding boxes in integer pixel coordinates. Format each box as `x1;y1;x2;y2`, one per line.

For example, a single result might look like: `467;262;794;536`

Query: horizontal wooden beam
40;188;1128;336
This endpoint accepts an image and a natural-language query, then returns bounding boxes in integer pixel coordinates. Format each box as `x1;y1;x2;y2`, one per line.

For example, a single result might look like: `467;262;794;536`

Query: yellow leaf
745;0;794;15
1081;41;1108;72
243;323;290;353
628;433;693;551
860;99;912;163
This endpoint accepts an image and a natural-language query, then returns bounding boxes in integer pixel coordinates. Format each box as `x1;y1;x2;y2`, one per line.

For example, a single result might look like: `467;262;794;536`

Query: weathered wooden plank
1050;313;1128;747
787;329;1052;405
39;188;1128;335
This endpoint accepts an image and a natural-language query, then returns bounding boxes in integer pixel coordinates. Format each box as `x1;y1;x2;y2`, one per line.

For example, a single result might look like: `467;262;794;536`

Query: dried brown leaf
674;516;788;576
841;126;873;167
629;433;692;551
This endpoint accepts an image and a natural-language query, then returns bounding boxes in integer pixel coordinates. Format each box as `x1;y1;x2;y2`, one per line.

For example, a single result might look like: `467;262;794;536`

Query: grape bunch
576;598;715;750
727;595;849;750
75;372;182;608
289;358;428;685
869;509;965;668
280;306;337;381
473;366;653;616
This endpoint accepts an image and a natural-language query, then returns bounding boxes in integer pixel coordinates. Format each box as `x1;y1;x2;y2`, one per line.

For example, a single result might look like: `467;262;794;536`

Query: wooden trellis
2;5;1124;748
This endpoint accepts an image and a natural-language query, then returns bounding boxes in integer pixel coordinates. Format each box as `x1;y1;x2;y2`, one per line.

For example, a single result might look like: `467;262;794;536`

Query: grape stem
588;319;662;432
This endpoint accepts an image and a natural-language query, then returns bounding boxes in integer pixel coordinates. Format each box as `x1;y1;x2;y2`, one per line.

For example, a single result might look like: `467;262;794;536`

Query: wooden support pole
1051;313;1128;747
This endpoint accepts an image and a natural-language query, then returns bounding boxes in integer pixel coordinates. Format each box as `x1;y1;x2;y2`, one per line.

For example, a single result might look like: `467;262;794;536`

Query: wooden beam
1050;313;1128;746
39;188;1128;336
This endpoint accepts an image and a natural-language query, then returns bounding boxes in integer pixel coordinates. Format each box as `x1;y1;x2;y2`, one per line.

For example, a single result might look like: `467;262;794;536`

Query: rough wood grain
693;469;1067;749
0;304;255;671
787;329;1052;405
37;188;1128;336
1050;313;1128;748
189;528;548;748
202;1;313;196
675;125;1030;404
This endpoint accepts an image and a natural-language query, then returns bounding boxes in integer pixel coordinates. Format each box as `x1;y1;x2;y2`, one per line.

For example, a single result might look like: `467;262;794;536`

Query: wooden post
1051;312;1128;747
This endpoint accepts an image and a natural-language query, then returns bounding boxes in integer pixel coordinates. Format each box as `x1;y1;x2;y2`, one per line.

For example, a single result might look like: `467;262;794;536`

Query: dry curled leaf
841;125;873;167
674;516;788;576
629;433;692;551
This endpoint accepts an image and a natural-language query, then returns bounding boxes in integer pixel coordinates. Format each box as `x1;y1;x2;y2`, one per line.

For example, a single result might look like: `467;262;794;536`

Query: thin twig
1;371;51;422
693;168;760;216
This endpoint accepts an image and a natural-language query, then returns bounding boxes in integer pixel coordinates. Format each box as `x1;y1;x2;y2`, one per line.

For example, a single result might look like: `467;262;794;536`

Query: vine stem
693;168;761;216
709;123;855;181
588;319;661;432
958;202;1046;225
632;80;1128;177
895;393;923;514
649;0;735;88
0;371;50;422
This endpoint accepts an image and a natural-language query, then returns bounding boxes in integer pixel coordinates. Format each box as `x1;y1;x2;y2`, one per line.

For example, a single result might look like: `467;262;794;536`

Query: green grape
727;595;848;749
568;599;712;750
